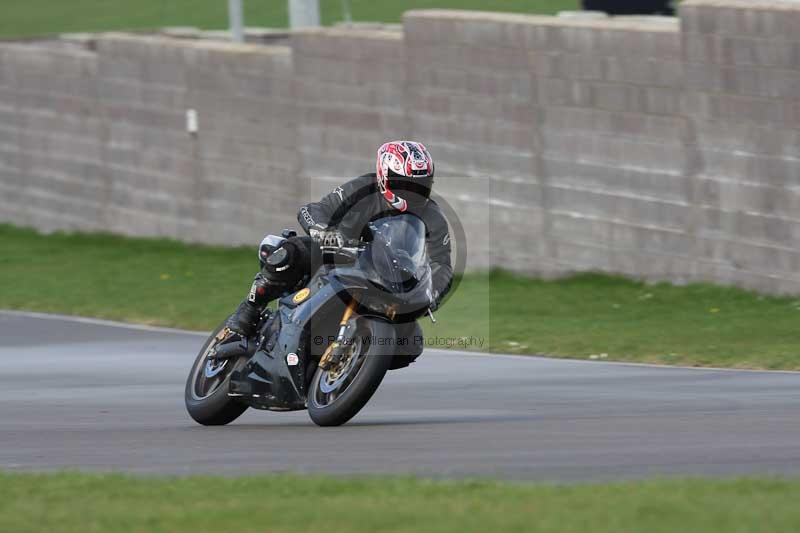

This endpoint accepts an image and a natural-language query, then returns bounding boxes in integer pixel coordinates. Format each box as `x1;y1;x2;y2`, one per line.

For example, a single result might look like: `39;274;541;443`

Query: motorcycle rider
224;141;453;364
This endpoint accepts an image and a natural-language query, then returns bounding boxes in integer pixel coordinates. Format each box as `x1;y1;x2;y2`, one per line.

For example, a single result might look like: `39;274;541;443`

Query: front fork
318;297;358;370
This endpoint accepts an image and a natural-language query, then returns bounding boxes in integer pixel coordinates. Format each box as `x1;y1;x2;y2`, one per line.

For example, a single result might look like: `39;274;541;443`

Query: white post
289;0;321;28
228;0;244;42
342;0;352;24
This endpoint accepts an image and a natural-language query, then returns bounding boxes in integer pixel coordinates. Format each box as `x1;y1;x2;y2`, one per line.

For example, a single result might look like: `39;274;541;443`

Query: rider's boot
224;273;275;338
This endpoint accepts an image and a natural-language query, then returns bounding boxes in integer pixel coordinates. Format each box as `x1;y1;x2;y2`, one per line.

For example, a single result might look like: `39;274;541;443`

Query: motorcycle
185;213;434;427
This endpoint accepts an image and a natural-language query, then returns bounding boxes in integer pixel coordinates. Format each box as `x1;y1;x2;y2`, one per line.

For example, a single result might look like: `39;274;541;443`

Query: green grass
0;225;254;329
2;224;800;370
1;472;799;533
0;0;579;39
438;271;800;370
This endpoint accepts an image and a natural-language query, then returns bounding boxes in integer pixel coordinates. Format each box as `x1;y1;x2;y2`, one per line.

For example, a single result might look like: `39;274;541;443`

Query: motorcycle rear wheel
185;323;249;426
308;319;393;427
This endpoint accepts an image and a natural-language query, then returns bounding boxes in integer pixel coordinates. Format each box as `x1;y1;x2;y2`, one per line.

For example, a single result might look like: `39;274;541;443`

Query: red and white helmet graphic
376;141;434;212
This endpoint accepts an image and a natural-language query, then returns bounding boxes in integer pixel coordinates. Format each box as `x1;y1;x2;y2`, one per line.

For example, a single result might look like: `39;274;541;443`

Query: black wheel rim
312;333;368;409
192;337;235;400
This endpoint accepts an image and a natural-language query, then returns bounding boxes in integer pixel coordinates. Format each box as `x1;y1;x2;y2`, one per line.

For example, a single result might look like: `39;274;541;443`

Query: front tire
185;323;249;426
308;318;394;427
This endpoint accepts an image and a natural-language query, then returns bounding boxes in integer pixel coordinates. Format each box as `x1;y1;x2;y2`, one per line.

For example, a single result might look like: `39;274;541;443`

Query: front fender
357;316;407;363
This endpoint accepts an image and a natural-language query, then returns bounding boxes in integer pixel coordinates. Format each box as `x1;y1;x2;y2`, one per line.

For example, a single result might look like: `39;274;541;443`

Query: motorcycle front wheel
308;318;393;427
185;323;249;426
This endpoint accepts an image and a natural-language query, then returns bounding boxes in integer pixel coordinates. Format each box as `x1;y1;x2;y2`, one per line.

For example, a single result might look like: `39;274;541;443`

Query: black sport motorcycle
185;213;434;427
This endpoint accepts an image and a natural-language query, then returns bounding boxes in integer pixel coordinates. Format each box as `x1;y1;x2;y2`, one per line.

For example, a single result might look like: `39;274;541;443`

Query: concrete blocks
3;3;800;293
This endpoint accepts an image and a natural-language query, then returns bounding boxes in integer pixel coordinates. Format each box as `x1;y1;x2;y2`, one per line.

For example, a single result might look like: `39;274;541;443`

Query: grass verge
1;224;799;370
1;472;799;533
0;0;579;39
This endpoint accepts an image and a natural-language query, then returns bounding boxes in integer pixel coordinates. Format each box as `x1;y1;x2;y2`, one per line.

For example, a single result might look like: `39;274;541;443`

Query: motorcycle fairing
229;212;433;411
229;271;366;411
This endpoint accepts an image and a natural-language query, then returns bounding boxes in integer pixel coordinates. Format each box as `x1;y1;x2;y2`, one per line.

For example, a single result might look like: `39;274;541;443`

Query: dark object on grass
583;0;675;15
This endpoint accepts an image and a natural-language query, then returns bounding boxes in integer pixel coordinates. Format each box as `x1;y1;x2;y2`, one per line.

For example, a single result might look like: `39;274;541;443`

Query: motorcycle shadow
346;413;536;427
186;412;536;429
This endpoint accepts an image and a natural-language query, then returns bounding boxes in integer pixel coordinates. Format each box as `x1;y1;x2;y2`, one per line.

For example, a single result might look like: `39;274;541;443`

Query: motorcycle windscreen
358;214;432;299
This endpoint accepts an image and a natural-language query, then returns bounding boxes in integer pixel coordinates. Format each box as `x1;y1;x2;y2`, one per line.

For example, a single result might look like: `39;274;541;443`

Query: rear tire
308;318;393;427
185;323;249;426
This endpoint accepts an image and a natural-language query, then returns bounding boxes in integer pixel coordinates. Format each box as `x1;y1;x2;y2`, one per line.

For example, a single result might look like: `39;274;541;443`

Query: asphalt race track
2;310;800;481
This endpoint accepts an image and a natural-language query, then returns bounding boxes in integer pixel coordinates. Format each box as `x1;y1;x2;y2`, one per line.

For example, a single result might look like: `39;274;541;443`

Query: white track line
0;309;208;336
1;309;797;375
446;349;800;375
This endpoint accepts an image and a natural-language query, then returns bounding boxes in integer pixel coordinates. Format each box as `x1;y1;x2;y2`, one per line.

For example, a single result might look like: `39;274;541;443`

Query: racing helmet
375;141;434;211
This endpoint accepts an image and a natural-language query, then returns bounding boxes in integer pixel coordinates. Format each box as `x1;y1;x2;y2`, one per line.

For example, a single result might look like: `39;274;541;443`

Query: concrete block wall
532;16;689;279
3;1;800;294
0;34;298;246
96;34;299;245
404;11;541;271
95;35;197;241
0;43;105;231
403;11;689;276
682;0;800;293
291;27;408;204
